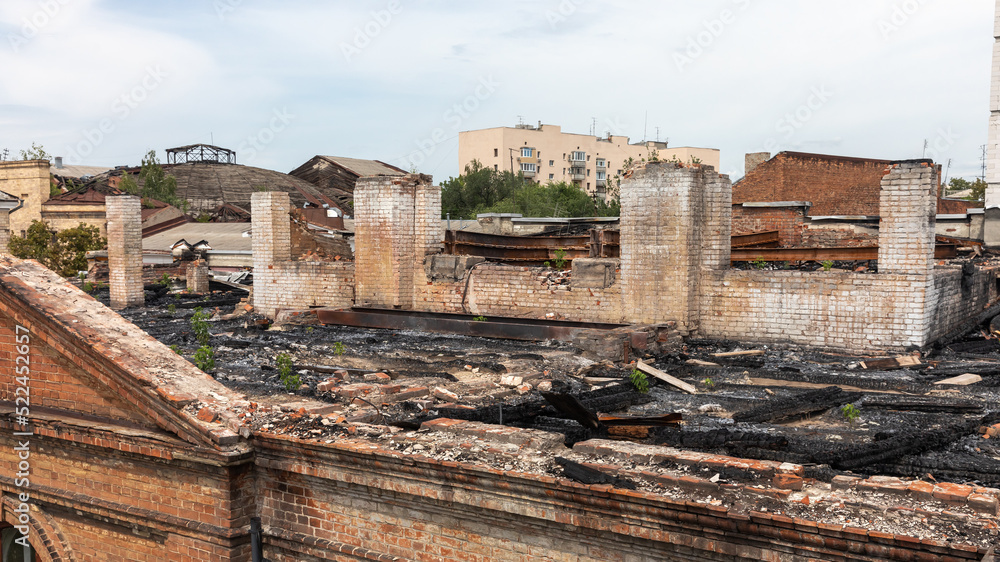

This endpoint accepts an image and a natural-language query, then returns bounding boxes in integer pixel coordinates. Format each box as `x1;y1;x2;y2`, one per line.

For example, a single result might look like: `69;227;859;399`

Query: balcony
569;167;586;181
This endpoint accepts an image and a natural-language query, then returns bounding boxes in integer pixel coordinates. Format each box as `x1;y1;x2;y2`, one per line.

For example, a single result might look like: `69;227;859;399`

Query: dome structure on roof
150;162;335;214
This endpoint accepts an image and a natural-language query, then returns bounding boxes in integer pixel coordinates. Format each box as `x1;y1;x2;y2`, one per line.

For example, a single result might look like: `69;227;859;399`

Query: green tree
19;142;50;161
968;178;987;202
441;160;620;219
8;221;106;277
120;150;187;211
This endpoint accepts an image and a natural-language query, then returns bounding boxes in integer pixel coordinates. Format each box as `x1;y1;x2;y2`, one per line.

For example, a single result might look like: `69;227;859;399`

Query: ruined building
0;159;997;560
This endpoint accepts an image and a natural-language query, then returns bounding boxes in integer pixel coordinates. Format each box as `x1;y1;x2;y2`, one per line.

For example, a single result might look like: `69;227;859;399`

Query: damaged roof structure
3;153;1000;560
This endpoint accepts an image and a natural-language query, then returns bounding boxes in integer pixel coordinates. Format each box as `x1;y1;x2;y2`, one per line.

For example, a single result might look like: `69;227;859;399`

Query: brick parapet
105;196;144;309
878;161;938;275
185;259;209;294
354;174;432;308
0;159;49;237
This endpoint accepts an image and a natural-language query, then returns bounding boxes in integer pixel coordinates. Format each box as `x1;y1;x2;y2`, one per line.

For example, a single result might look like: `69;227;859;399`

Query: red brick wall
731;206;805;247
734;152;889;216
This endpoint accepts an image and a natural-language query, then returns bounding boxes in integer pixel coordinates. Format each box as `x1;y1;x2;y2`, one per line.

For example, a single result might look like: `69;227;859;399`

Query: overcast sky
0;0;994;183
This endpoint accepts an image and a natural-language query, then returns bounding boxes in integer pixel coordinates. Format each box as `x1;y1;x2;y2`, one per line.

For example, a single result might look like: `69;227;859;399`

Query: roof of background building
50;164;114;178
314;156;406;178
142;222;251;253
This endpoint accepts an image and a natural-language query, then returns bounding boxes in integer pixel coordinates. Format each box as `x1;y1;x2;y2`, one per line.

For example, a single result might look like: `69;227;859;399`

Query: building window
549;174;554;179
494;148;498;157
549;160;554;166
597;171;606;180
571;151;586;162
520;163;536;173
587;169;591;176
521;147;533;158
596;158;606;168
494;164;498;171
587;183;590;189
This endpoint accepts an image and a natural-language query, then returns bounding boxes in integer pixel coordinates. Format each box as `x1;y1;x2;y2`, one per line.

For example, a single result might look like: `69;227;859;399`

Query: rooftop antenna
943;158;952;187
0;148;7;162
590;117;597;136
643;111;648;143
922;139;928;158
211;132;214;146
517;115;525;127
655;127;661;143
982;144;989;181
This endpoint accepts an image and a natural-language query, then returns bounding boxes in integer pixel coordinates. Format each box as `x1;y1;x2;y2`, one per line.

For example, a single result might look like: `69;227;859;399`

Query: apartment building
458;123;720;196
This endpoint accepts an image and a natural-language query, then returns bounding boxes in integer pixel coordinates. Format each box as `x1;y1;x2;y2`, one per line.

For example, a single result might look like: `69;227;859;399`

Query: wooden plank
636;360;698;395
934;374;983;386
860;355;921;370
686;359;721;367
711;350;765;358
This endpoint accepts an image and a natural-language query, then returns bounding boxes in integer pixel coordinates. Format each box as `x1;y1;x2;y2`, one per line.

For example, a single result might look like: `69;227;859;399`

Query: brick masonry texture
0;160;49;237
0;209;9;252
252;192;355;318
732;205;806;247
733;152;890;216
0;257;993;560
105;196;144;310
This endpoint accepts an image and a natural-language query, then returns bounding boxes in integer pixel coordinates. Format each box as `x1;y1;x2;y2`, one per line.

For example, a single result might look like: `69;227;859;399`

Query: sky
0;0;995;183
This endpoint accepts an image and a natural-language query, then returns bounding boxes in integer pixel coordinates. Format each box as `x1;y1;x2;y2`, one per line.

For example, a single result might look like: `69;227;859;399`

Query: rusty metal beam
316;308;627;342
732;230;781;248
731;245;958;262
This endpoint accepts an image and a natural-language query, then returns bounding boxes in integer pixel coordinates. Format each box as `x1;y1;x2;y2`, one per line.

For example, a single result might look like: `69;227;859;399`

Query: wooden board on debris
860;355;921;370
711;350;765;358
934;374;983;386
636;360;698;395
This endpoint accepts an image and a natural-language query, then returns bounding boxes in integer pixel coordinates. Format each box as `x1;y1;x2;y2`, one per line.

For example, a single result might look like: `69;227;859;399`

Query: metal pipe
251;517;263;562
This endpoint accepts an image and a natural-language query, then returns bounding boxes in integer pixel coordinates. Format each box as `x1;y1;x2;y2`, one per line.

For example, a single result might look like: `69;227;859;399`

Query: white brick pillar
620;162;723;331
986;0;1000;247
0;208;10;253
186;259;210;294
106;196;144;310
354;174;430;309
878;160;937;275
251;191;292;318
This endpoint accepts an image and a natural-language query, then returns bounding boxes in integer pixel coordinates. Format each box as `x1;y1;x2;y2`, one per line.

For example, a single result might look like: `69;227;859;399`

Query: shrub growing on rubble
629;369;649;394
193;346;215;372
191;307;211;346
276;353;300;391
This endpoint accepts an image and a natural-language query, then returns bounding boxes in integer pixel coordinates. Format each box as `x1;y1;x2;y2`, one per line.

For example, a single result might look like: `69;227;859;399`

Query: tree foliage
441;160;619;219
947;177;987;202
8;221;107;277
120;150;187;211
20;142;50;161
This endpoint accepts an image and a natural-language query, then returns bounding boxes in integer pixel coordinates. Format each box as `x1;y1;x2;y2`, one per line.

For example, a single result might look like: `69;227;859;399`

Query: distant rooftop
317;156;406;177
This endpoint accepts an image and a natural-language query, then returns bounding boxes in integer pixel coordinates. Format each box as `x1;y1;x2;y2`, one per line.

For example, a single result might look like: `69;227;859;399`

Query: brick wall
0;209;9;252
415;263;624;323
927;266;1000;342
0;160;49;237
105;196;143;310
620;163;728;331
186;259;209;294
731;205;805;247
800;222;879;247
354;175;430;308
697;161;955;352
252;192;355;318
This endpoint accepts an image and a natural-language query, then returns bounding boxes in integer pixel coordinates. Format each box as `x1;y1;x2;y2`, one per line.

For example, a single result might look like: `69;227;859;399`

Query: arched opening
0;523;35;562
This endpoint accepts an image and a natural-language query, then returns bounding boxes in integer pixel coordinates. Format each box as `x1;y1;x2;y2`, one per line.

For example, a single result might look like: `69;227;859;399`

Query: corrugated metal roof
142;222;252;253
321;156;406;177
51;165;114;178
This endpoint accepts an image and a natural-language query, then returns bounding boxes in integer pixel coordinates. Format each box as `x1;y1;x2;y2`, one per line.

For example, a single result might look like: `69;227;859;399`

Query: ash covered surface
95;284;1000;550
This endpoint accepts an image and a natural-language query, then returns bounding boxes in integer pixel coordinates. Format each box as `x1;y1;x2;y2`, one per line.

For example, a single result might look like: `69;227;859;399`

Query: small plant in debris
752;257;767;270
553;248;568;269
276;353;300;391
82;282;94;293
544;261;551;268
821;260;834;272
473;316;487;322
169;344;180;354
193;346;215;372
158;273;171;286
629;368;650;394
167;304;177;315
702;377;715;390
333;341;346;356
191;307;211;346
305;326;314;333
841;403;861;425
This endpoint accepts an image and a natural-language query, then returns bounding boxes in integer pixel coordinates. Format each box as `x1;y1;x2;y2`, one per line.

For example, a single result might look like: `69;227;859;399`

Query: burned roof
312;156;406;178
